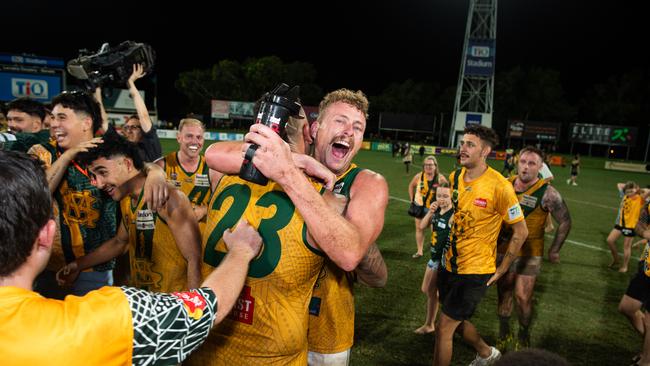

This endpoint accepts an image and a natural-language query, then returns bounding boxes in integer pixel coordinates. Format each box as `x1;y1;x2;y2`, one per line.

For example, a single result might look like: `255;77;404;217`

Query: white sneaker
572;182;578;186
469;347;501;366
566;179;571;185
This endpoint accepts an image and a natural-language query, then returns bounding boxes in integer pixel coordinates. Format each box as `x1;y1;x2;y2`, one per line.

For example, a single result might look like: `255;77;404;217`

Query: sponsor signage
569;123;637;147
507;120;561;141
0;53;65;68
0;71;62;102
465;39;495;77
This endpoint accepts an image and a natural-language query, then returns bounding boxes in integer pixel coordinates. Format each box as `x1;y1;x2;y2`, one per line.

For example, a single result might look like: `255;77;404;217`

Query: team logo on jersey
473;198;488;208
172;290;208;321
508;204;523;221
195;174;210;187
334;181;345;194
520;194;538;208
136;209;155;230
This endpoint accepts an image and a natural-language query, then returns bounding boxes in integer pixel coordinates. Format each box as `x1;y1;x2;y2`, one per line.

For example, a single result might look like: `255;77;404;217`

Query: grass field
162;139;649;365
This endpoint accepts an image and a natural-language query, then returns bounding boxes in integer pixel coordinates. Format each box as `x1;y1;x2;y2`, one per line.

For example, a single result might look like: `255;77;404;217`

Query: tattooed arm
542;185;572;263
355;243;388;288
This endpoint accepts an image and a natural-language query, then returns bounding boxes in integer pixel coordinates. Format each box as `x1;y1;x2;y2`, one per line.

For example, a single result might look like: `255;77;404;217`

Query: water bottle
239;83;301;185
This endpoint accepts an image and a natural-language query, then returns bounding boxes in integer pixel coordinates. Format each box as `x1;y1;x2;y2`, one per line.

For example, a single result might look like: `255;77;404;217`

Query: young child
414;183;454;334
606;181;644;272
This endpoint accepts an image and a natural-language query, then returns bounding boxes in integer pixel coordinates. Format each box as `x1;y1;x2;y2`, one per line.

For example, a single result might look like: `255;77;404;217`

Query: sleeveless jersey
617;194;644;229
308;165;362;354
0;286;132;365
498;176;549;257
163;152;212;207
187;174;325;366
120;187;188;293
446;167;524;274
416;172;439;208
431;208;454;264
28;141;117;271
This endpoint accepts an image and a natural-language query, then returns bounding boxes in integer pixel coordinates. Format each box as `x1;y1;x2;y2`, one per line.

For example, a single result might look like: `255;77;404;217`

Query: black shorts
437;269;492;321
614;225;635;237
626;263;650;307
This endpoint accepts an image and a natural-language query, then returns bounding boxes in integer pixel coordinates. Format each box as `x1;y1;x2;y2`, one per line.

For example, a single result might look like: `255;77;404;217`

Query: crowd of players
0;63;649;366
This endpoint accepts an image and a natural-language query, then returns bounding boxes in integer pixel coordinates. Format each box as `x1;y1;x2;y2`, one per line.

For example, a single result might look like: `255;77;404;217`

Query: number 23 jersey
189;174;325;365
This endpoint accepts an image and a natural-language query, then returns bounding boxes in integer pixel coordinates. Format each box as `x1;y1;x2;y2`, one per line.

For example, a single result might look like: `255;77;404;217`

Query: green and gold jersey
120;188;187;293
28;141;117;272
498;176;548;257
446;167;524;274
308;165;362;354
163;152;212;207
187;174;325;366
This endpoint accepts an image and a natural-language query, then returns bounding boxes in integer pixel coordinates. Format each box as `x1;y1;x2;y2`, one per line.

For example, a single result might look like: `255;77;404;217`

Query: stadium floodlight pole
449;0;498;148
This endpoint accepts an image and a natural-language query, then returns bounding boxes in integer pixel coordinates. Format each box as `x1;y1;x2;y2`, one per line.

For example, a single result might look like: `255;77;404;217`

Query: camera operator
97;64;162;163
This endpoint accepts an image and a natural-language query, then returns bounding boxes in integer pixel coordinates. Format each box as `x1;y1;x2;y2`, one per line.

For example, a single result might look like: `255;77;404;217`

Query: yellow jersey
308;165;362;354
617;194;644;229
187;175;325;366
163;152;212;208
121;188;188;293
0;286;132;365
498;176;548;257
446;167;524;274
415;172;439;208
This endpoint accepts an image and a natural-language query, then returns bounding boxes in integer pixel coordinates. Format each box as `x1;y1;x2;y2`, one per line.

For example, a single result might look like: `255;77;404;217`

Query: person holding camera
120;64;162;162
407;156;447;258
0;150;263;366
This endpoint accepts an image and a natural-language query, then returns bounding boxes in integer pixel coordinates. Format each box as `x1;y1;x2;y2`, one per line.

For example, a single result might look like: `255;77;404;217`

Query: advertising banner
569;123;637;146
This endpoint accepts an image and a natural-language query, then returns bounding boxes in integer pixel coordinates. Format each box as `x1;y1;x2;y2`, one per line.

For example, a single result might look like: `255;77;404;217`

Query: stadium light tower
449;0;497;148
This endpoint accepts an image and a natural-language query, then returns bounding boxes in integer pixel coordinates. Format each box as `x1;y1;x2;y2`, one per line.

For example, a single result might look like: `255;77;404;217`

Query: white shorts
308;349;351;366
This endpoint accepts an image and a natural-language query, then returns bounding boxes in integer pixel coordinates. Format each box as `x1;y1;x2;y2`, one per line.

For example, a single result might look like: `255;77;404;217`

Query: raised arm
94;87;109;133
160;189;202;289
44;138;102;192
127;64;153;133
244;124;387;271
542;185;572;263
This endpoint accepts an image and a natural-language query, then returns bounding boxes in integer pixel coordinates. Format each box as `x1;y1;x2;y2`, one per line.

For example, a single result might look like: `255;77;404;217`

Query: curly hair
464;125;498;148
318;88;369;122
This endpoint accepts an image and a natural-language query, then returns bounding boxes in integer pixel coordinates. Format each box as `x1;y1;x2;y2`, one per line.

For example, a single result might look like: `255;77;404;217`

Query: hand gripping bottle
239;83;302;185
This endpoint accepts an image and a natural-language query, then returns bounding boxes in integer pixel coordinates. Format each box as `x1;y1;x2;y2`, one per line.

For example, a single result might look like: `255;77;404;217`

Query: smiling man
57;131;203;293
158;118;221;223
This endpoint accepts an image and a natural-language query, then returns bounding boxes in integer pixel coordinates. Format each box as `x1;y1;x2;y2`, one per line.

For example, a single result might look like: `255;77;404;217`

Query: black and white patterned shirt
121;287;217;365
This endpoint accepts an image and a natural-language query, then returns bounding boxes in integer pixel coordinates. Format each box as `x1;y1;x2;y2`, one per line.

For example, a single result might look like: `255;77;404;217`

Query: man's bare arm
161;189;203;289
542;185;572;263
487;220;528;286
355;243;387;288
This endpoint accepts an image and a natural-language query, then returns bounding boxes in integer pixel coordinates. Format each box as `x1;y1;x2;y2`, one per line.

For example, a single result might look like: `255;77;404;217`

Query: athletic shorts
437;269;492;321
496;254;542;276
308;349;351;366
614;225;635;237
625;263;650;307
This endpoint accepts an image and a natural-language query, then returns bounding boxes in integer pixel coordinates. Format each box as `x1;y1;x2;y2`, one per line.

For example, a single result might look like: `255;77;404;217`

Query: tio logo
470;46;491;58
12;78;49;99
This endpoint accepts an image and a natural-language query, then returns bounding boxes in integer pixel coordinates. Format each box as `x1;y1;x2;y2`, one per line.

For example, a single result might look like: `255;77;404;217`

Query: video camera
67;41;156;90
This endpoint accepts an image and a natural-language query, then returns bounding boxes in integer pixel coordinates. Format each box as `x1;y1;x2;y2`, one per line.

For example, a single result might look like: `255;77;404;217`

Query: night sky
3;0;647;120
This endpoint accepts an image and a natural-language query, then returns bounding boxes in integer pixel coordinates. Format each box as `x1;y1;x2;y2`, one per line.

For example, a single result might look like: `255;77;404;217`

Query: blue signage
0;71;63;102
465;39;495;77
0;54;65;69
465;113;482;126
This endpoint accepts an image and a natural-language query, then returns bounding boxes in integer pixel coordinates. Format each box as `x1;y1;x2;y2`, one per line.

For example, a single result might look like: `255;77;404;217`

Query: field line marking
388;196;638;260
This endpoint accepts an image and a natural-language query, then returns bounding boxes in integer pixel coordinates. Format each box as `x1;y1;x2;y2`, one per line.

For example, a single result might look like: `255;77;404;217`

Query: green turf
161;139;649;365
